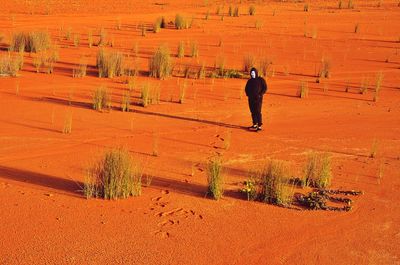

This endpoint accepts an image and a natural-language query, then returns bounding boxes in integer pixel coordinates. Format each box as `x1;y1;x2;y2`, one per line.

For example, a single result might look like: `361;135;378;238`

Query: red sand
0;1;400;264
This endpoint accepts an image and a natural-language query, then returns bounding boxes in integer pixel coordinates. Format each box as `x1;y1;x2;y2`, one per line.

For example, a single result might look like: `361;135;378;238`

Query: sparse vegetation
348;0;354;9
98;27;107;46
255;19;263;30
72;59;87;78
354;23;359;34
370;139;378;158
243;54;256;72
179;79;187;103
154;17;163;33
206;155;224;200
258;57;272;77
73;33;80;47
303;151;332;189
140;82;160;107
93;85;111;111
149;45;172;79
62;112;72;134
121;91;130;112
175;14;193;29
304;3;309;12
177;41;185;58
84;147;142;200
299;81;309;98
257;160;294;207
318;58;331;78
10;31;51;53
96;49;125;78
0;53;23;77
360;76;370;95
190;41;199;58
248;5;256;15
373;71;383;102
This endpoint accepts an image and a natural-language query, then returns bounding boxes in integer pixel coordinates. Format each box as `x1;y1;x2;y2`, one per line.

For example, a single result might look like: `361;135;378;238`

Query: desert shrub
93;86;111;111
98;27;107;46
190;41;199;58
348;0;354;9
198;63;206;79
179;79;187;103
255;19;263;30
121;91;130;112
303;151;332;189
72;59;87;78
10;31;51;53
175;14;192;29
304;3;309;12
373;71;383;102
32;46;59;74
177;41;185;58
354;23;359;33
258;57;272;77
249;5;256;15
228;5;233;16
243;54;256;72
257;160;293;206
96;49;125;78
299;81;309;98
84;147;142;200
62;113;72;134
215;55;226;77
88;30;93;48
149;45;172;79
360;76;370;95
141;82;160;107
338;0;343;9
318;58;331;78
154;17;163;33
207;155;223;200
73;33;80;47
0;53;23;77
233;6;239;17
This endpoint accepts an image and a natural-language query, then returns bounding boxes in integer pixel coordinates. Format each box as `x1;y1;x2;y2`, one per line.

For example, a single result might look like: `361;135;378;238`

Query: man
245;67;267;131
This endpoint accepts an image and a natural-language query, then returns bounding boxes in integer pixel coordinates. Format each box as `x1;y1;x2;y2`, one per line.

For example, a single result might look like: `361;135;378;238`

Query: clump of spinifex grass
348;0;354;9
190;41;199;58
206;155;224;200
0;53;23;77
149;45;172;79
88;30;93;48
62;112;72;134
10;31;51;53
93;85;111;111
73;33;80;47
177;41;185;58
373;71;384;102
179;78;187;103
298;81;309;98
248;5;256;15
98;27;107;46
153;17;163;33
121;91;130;112
141;82;161;107
84;147;142;200
258;57;272;77
370;139;378;158
302;151;332;189
243;54;256;72
175;14;193;29
72;58;87;78
96;49;125;78
304;3;309;12
257;160;294;206
32;46;59;74
255;19;263;30
360;76;370;95
318;58;331;79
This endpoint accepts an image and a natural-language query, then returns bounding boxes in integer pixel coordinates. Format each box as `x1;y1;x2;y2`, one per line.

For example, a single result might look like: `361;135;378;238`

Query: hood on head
250;67;258;78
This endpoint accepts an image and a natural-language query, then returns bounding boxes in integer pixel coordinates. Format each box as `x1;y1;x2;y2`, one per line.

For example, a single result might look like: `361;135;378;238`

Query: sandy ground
0;0;400;264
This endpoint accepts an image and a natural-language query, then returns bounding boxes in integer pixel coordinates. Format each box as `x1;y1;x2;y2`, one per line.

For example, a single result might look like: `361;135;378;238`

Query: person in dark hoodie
245;67;267;131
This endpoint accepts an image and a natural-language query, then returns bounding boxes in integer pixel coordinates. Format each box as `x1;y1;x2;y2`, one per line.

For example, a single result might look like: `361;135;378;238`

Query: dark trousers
248;97;263;126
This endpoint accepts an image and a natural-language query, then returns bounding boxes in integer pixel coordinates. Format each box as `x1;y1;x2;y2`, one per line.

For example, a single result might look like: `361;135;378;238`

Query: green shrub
96;49;125;78
207;155;223;200
303;152;332;189
84;147;142;200
10;31;51;53
93;86;111;111
258;160;293;206
175;14;193;29
149;45;172;79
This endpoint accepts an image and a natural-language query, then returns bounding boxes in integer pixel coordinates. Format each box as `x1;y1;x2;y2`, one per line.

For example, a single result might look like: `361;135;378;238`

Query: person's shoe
248;124;258;131
257;126;262;131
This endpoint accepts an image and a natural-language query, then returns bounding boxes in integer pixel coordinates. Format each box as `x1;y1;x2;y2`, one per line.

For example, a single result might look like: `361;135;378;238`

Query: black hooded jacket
245;68;267;99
